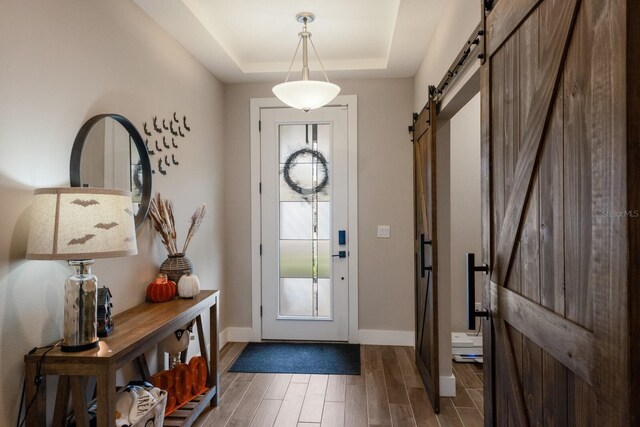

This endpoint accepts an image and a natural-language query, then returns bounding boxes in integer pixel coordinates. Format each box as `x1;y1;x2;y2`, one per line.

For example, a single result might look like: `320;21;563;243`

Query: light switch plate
377;225;390;238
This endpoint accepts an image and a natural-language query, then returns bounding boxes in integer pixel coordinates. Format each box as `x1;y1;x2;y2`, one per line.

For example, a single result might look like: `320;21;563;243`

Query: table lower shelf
162;386;217;427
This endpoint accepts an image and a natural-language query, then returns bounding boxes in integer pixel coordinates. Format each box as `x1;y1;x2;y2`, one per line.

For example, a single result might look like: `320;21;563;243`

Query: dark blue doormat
229;342;361;375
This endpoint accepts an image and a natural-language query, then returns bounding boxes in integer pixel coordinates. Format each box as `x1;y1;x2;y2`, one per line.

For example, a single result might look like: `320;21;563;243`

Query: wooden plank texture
492;282;594;384
273;382;308;427
344;384;367;427
413;96;440;413
491;0;580;290
629;0;640;424
299;375;328;423
487;0;543;55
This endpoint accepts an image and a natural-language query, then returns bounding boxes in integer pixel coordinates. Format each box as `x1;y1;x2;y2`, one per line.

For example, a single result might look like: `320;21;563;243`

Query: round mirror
70;114;152;230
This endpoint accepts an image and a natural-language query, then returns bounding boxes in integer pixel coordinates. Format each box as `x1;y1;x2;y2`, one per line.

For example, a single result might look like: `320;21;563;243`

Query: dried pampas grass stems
149;193;206;256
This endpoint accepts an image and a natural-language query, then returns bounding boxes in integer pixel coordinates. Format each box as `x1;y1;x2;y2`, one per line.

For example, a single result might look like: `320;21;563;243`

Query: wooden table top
25;290;219;368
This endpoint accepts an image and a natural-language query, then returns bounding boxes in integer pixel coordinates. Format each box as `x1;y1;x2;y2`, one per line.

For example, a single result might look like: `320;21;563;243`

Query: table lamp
26;187;138;352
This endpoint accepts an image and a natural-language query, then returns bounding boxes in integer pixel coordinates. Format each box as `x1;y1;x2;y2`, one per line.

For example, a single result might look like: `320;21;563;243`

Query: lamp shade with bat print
26;187;137;352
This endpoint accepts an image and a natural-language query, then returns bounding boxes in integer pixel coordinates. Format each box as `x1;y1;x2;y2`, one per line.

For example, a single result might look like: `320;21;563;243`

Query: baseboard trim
440;374;456;397
358;329;414;346
218;328;229;350
220;327;415;347
220;327;254;348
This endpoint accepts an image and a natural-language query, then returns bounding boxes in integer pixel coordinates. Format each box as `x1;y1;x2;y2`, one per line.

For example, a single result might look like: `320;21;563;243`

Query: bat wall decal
153;116;162;133
142;113;190;176
94;222;119;230
71;199;99;207
68;234;95;245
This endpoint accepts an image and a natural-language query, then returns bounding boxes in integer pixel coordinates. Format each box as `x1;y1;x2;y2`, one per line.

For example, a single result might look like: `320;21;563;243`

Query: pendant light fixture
272;12;340;112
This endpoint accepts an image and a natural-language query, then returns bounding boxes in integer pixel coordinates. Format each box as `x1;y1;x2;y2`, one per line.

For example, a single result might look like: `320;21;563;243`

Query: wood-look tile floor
194;343;483;427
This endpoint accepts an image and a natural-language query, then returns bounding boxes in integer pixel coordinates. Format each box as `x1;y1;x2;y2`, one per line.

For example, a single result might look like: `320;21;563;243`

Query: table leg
24;360;45;427
96;366;116;427
70;376;90;427
209;294;219;406
52;376;71;427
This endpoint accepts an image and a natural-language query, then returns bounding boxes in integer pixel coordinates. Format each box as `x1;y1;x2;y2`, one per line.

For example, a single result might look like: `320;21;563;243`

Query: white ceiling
134;0;445;83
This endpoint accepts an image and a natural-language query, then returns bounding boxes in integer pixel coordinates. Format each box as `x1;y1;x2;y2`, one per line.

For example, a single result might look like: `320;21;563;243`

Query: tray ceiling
134;0;444;83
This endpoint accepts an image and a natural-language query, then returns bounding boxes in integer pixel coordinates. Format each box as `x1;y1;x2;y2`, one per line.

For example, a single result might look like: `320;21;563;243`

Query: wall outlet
475;302;482;311
377;225;390;238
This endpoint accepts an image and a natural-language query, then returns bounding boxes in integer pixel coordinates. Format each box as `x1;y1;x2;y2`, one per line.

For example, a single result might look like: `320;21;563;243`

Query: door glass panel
279;240;312;277
280;202;312;240
318;202;330;240
280;278;313;316
278;123;331;319
317;278;331;317
317;240;330;278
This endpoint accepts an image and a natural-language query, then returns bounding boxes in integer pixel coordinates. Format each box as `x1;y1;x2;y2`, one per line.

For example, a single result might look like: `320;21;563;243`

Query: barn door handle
420;234;432;277
467;253;489;329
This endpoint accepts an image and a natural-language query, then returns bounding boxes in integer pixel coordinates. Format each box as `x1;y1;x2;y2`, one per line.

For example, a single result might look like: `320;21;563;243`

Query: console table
24;290;219;427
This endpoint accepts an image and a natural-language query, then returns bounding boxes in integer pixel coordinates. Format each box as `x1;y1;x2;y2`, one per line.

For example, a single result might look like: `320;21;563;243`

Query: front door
261;106;349;341
481;0;633;425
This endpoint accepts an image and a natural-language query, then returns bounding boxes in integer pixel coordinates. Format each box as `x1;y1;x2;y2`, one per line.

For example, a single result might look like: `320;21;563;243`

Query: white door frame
250;95;358;343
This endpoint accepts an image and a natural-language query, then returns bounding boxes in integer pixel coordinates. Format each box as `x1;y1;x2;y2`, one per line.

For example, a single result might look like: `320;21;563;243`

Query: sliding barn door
413;93;439;412
481;0;636;425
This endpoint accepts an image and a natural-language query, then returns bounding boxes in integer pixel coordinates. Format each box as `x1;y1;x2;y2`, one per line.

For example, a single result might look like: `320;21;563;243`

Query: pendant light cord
308;36;331;83
283;17;331;83
284;35;303;83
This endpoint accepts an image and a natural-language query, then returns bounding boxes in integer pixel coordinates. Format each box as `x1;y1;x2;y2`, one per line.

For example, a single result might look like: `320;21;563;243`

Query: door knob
332;251;347;258
466;253;489;329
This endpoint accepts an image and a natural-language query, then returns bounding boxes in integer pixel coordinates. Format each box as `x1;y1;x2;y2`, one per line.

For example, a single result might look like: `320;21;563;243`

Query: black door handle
466;253;489;329
420;234;432;277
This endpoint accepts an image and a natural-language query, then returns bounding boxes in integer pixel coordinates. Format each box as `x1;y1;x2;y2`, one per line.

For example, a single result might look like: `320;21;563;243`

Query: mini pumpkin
146;273;177;303
178;273;200;298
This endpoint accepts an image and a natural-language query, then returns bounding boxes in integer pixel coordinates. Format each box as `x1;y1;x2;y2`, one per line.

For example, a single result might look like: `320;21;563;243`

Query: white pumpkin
178;273;200;298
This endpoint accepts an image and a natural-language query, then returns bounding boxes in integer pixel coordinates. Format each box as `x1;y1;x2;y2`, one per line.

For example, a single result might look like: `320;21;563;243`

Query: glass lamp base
64;260;99;352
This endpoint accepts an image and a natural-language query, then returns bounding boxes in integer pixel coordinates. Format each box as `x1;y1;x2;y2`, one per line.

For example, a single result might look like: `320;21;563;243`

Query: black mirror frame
70;113;152;231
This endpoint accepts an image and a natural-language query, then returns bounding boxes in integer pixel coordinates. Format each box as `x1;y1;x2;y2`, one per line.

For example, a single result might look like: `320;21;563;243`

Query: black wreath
283;148;329;196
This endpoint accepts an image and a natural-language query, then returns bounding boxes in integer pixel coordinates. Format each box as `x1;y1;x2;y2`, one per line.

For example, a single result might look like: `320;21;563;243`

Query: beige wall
450;93;482;332
414;0;480;111
223;78;415;333
0;1;224;425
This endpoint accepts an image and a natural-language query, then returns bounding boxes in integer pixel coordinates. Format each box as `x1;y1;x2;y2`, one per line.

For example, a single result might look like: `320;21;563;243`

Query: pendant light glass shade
273;12;340;112
272;80;340;111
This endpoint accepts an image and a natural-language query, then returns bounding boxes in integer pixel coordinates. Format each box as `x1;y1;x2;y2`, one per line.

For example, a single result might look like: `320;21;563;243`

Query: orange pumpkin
146;273;177;302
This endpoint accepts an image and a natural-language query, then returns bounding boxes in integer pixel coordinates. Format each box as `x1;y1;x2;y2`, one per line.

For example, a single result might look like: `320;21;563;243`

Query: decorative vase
146;273;177;303
159;253;193;283
178;273;200;298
